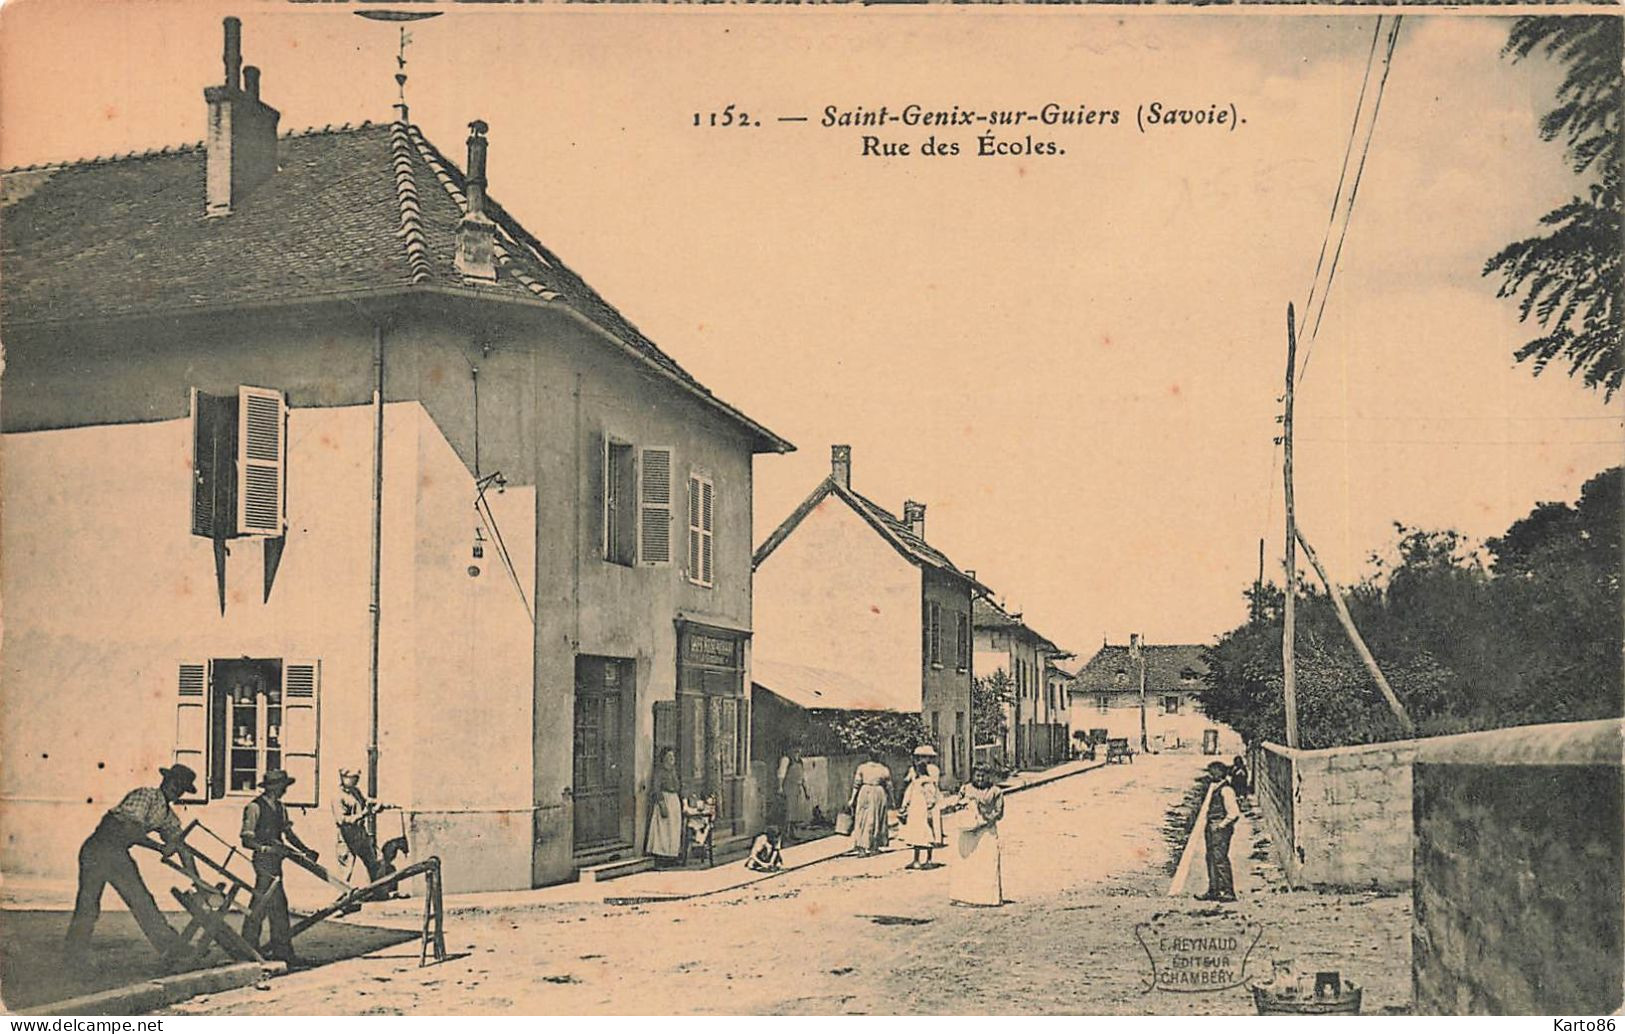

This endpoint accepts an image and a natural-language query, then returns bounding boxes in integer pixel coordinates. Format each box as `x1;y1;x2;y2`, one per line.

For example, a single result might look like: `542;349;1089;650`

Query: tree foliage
811;709;930;757
971;668;1014;748
1484;17;1623;398
1201;467;1623;748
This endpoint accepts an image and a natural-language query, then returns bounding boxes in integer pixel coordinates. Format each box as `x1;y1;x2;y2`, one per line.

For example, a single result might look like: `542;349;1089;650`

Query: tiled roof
1071;643;1210;694
0;121;790;452
753;476;987;593
972;596;1064;654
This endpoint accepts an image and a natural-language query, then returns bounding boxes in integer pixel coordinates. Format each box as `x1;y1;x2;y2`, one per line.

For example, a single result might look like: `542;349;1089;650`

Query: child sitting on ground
745;827;784;872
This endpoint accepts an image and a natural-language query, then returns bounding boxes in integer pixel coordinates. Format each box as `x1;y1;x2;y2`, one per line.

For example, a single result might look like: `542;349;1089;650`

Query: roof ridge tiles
387;121;433;284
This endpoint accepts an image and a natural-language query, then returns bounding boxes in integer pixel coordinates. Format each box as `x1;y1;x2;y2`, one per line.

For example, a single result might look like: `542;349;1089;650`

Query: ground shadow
0;909;416;1012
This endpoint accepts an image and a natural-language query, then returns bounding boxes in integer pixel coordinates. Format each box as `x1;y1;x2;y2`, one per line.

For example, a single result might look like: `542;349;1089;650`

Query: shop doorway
573;656;634;852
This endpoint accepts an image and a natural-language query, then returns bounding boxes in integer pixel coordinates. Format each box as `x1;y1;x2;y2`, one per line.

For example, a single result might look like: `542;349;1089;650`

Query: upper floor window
191;386;287;539
1163;695;1182;714
687;473;715;587
1096;694;1110;713
927;602;943;667
600;439;672;567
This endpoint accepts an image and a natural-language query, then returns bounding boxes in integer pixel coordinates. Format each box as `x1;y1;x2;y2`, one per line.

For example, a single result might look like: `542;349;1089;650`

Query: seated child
745;827;784;872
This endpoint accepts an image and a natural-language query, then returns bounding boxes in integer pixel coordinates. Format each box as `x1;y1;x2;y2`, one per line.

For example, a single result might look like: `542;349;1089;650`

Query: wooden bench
1106;738;1135;764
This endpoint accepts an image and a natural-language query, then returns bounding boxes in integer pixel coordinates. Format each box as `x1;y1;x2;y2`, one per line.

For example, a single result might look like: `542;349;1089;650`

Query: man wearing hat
65;764;203;960
1197;761;1241;902
240;768;317;964
907;745;944;847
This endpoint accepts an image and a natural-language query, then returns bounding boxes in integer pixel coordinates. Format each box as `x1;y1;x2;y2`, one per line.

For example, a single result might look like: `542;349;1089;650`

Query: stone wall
1411;719;1623;1014
1254;738;1417;890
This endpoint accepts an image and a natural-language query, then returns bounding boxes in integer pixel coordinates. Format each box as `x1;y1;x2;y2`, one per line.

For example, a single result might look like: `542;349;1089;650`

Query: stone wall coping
1262;718;1623;767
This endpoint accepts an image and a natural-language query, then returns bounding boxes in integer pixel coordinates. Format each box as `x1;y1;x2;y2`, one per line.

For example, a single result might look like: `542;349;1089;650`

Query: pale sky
2;2;1619;661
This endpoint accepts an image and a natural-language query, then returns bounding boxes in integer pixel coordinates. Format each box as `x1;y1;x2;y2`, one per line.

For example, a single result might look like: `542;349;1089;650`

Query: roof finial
352;10;441;125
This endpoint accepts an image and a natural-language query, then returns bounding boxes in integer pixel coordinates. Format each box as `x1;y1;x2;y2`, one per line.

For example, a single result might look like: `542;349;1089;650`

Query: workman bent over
64;764;204;962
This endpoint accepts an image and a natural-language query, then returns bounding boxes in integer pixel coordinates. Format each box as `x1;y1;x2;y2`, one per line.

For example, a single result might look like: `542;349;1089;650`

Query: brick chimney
204;17;280;217
830;445;852;490
455;121;498;282
903;500;926;539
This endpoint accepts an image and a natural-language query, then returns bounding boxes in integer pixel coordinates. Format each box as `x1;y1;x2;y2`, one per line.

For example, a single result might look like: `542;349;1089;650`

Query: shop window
173;657;319;807
191;386;287;539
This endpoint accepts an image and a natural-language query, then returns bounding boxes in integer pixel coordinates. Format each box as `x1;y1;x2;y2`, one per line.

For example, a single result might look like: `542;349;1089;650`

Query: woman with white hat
899;748;941;869
907;744;944;846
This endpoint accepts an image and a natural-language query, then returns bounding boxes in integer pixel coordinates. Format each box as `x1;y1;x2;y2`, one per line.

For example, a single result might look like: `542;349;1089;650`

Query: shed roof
752;657;913;714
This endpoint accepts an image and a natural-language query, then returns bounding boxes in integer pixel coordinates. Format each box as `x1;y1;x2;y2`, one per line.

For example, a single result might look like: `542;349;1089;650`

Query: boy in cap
65;764;203;961
241;769;318;964
1197;761;1240;902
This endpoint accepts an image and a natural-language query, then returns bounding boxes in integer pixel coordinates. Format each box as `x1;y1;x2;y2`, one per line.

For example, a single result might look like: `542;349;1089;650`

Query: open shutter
687;476;702;578
638;447;672;565
174;661;209;804
236;386;286;537
281;659;320;807
700;479;714;586
592;431;609;560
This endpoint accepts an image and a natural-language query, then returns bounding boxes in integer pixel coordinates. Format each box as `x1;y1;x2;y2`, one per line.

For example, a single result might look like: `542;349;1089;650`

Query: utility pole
1254;537;1265;624
1281;303;1300;749
1133;633;1148;752
368;325;385;800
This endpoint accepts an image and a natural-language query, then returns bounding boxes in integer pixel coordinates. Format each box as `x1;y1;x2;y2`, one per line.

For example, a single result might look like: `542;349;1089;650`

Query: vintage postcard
0;0;1620;1018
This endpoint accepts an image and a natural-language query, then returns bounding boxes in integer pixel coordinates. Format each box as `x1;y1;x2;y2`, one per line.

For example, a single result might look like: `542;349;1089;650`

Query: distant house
0;19;790;894
972;597;1071;769
753;446;985;783
1069;637;1237;753
1045;659;1077;753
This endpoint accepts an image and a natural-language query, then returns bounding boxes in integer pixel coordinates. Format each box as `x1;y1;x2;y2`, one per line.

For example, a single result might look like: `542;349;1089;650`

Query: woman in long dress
950;766;1005;906
847;750;893;856
647;747;683;866
900;752;940;869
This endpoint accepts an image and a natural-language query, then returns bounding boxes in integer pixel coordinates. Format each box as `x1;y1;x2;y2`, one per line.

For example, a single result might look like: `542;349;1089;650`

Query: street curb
14;960;287;1016
603;760;1111;905
1001;759;1108;796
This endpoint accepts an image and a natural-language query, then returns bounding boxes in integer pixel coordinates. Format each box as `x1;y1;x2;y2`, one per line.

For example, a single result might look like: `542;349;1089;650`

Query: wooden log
1294;524;1415;734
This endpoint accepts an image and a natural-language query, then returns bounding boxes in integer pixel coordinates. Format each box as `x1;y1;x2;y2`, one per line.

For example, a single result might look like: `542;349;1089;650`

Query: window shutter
639;447;672;565
281;659;320;807
236;387;286;537
701;480;714;586
687;476;702;577
174;661;209;804
591;431;608;560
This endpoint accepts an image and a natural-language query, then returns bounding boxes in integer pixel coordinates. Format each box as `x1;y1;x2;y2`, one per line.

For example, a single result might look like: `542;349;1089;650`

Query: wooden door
573;658;631;851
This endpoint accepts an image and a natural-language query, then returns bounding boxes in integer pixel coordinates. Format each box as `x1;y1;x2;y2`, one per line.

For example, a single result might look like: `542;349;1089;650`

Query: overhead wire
1300;16;1405;384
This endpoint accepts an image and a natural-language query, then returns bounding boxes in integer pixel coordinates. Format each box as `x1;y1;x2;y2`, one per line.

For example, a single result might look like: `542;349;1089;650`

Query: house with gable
972;596;1072;769
0;17;791;895
752;446;986;784
1068;637;1239;754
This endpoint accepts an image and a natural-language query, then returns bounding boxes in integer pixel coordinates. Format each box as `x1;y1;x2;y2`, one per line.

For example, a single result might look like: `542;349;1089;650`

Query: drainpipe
368;324;385;799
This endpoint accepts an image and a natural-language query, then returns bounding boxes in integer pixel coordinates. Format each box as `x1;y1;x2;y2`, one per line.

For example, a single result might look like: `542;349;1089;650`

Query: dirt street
168;754;1412;1015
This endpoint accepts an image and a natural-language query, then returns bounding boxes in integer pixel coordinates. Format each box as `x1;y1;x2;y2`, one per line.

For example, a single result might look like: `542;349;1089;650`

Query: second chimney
830;445;852;490
903;500;926;539
455;121;498;282
204;17;280;217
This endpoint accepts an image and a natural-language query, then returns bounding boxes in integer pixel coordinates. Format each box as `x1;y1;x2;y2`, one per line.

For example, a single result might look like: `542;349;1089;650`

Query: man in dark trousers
1197;761;1241;902
65;764;203;961
241;769;318;965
